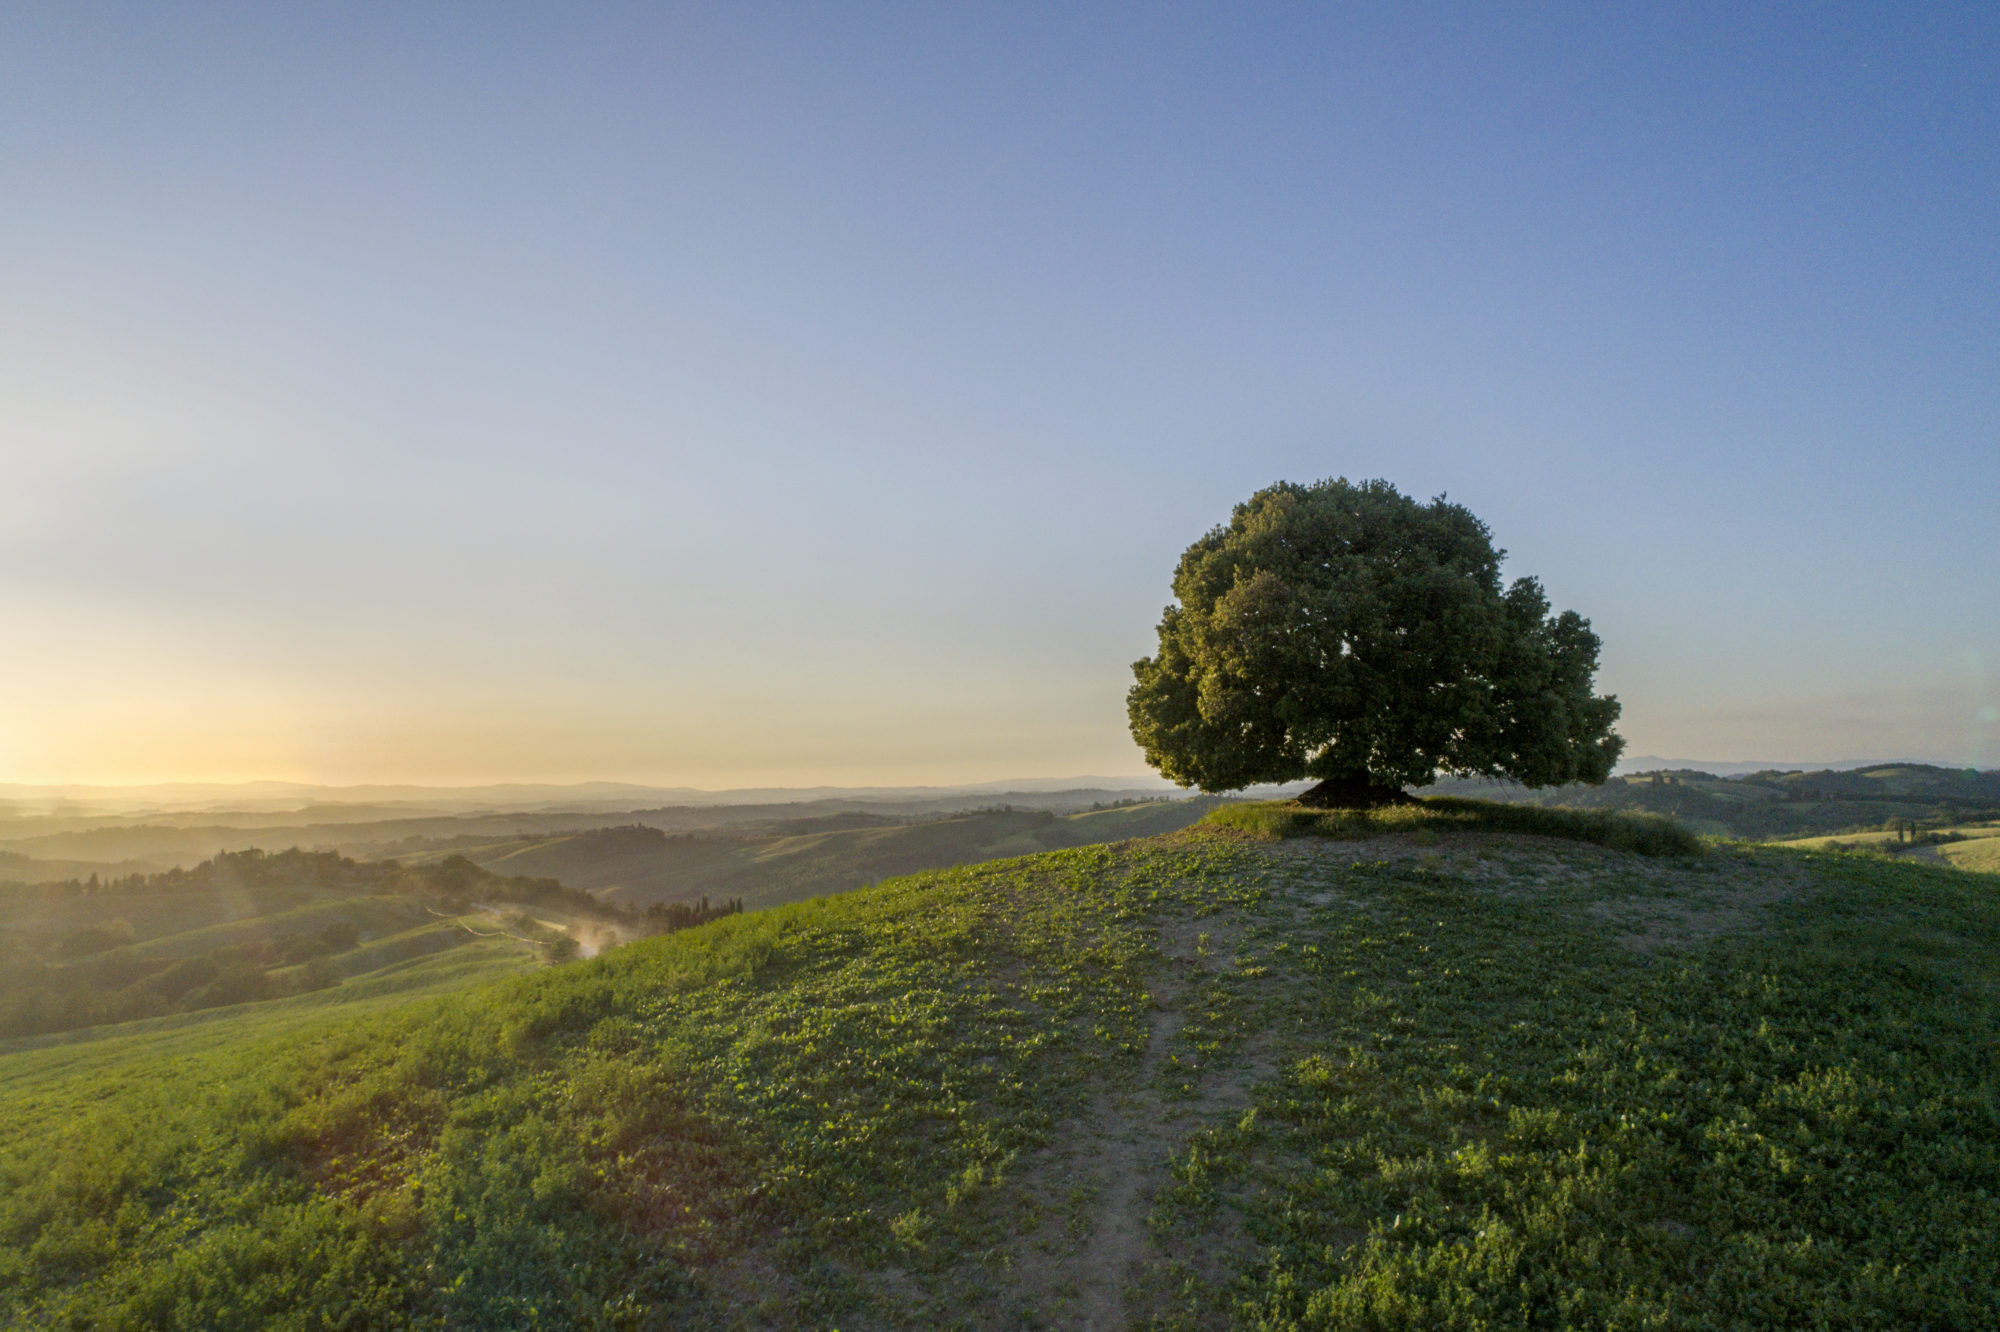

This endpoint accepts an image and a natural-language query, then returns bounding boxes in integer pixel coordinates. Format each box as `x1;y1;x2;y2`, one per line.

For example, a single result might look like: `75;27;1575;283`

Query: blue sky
2;3;1995;784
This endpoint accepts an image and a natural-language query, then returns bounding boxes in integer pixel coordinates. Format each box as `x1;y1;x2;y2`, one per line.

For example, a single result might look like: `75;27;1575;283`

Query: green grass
1146;841;2000;1330
0;822;1994;1328
1204;795;1704;857
0;940;535;1065
0;844;1179;1328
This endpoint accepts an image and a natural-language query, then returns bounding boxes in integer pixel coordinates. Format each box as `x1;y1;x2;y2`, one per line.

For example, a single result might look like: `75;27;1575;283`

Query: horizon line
1;757;1990;798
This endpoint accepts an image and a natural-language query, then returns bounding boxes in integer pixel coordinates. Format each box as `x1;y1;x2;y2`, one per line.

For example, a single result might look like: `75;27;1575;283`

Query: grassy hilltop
2;804;1997;1328
1440;763;2000;842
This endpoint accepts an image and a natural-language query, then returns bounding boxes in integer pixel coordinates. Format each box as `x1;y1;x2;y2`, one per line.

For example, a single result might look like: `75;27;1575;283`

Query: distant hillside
395;798;1230;910
0;848;734;1042
0;848;161;884
1437;762;2000;839
0;778;1176;819
2;807;1992;1326
1614;755;1931;778
0;789;1192;877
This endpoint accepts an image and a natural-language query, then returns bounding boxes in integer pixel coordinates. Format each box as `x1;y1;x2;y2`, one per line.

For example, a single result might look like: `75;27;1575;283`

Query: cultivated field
1774;820;2000;872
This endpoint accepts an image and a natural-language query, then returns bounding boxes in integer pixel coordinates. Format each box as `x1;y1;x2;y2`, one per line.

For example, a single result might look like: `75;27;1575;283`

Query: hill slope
397;799;1229;911
1440;762;2000;841
0;790;1188;877
0;849;736;1042
1;811;1995;1328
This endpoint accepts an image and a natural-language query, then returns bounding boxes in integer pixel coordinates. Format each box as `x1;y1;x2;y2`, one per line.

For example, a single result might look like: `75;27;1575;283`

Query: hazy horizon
5;5;1995;786
1;754;1985;811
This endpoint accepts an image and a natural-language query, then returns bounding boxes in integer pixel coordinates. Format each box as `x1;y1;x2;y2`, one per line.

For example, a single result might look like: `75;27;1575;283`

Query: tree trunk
1295;776;1417;809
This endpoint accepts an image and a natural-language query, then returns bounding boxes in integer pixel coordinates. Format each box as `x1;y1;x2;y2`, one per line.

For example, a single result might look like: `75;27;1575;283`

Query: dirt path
844;830;1830;1329
995;904;1282;1331
1068;1005;1181;1331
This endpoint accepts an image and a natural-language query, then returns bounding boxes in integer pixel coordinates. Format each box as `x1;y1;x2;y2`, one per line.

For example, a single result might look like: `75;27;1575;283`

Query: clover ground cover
0;812;1993;1329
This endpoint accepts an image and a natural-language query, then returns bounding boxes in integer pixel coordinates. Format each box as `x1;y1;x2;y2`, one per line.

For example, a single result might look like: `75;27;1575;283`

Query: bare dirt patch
1583;853;1812;952
991;900;1285;1330
1261;828;1812;953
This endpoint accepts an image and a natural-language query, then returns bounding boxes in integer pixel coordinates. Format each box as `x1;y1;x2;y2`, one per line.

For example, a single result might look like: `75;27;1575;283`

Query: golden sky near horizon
4;7;1996;786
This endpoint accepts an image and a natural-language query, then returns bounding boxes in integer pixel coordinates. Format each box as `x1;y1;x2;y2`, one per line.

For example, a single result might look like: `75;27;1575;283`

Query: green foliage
1129;478;1622;794
1205;796;1703;857
55;920;135;958
0;845;1176;1327
1;826;1993;1326
1178;849;2000;1331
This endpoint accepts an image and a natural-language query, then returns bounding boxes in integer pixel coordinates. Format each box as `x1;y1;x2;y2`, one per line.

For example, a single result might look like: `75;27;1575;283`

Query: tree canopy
1127;478;1623;805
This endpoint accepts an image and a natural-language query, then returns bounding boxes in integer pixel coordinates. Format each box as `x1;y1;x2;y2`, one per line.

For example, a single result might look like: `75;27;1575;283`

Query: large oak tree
1128;478;1623;806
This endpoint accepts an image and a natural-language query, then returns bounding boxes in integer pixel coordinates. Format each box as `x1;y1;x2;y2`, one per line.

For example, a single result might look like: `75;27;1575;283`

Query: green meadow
2;801;1995;1328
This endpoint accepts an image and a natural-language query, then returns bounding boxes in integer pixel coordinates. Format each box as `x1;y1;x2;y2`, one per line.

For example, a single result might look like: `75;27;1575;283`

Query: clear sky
3;3;1996;786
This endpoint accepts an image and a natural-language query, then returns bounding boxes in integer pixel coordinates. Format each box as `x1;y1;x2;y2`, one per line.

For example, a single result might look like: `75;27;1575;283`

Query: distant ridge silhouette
1614;757;1974;778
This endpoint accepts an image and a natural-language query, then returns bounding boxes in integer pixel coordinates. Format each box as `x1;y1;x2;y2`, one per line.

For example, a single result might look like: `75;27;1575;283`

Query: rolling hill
0;791;1208;884
1775;819;2000;872
0;849;734;1043
391;799;1231;911
1937;829;2000;872
2;803;1994;1328
1439;762;2000;840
